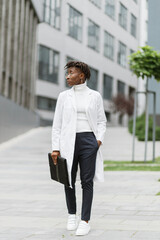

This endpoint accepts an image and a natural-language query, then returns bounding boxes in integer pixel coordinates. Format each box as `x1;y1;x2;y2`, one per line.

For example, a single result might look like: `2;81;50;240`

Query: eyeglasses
65;72;74;77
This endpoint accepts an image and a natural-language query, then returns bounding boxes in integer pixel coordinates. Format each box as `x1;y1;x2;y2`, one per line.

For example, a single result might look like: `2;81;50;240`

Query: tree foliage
129;45;160;81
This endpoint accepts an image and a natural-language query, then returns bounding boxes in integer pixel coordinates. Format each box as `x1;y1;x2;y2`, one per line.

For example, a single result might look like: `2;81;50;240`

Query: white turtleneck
73;81;92;133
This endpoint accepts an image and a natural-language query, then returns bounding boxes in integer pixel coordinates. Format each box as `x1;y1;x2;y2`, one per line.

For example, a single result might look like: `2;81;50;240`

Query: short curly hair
64;61;91;80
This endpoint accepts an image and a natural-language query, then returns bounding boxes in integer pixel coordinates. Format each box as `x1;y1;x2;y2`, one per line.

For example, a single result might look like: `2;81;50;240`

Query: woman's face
66;67;85;86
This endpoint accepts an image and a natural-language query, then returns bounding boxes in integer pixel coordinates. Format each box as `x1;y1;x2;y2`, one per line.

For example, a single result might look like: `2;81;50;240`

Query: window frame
88;19;100;52
43;0;61;29
68;5;83;42
119;2;127;30
104;30;115;60
38;45;59;84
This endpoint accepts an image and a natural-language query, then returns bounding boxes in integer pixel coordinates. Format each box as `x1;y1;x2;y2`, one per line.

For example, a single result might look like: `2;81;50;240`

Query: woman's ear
80;72;85;80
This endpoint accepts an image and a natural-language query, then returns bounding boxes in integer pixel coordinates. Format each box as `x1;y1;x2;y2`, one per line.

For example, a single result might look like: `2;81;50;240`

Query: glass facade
129;49;134;70
65;56;76;88
105;0;115;19
88;19;100;52
37;96;57;111
103;74;113;100
43;0;61;29
117;41;127;67
38;45;59;83
119;2;127;30
131;13;137;37
68;5;82;42
104;31;114;60
87;67;98;90
117;80;125;95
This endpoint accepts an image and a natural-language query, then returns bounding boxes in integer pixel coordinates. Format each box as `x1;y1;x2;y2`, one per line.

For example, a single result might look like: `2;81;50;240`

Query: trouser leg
64;136;79;214
78;132;98;221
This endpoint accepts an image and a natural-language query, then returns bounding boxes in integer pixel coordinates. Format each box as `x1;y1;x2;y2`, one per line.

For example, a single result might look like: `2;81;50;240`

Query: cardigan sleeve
96;93;107;144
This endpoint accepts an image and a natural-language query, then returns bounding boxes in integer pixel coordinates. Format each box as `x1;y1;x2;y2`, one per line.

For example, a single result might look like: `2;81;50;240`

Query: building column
21;0;30;107
0;0;6;95
12;0;20;102
4;0;13;98
17;0;25;105
27;8;34;109
30;16;38;111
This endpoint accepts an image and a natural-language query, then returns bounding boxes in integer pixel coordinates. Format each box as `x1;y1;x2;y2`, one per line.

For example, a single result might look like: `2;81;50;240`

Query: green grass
104;157;160;171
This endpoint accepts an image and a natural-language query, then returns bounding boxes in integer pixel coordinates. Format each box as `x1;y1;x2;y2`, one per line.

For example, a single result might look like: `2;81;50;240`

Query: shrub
128;113;160;141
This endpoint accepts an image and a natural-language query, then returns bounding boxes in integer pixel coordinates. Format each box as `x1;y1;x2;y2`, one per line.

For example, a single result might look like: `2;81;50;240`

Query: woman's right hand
51;151;60;165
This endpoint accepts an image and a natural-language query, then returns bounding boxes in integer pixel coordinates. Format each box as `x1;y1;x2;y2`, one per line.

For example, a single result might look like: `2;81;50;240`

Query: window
117;41;127;67
68;5;82;42
104;31;114;60
88;19;100;52
37;96;57;111
117;80;125;95
119;3;127;30
38;45;59;83
103;74;113;100
87;67;98;90
131;13;137;37
105;0;115;19
130;49;134;55
89;0;101;8
119;114;123;125
43;0;61;29
65;56;76;88
129;49;134;70
129;86;135;98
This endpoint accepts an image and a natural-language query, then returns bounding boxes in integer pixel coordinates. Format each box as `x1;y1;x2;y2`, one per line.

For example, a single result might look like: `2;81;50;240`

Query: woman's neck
74;81;87;91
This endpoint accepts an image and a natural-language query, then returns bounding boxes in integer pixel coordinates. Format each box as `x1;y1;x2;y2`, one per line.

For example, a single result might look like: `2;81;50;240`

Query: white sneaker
75;220;91;236
67;214;79;231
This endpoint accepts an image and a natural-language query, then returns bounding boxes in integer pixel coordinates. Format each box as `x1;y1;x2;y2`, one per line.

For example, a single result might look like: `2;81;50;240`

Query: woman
51;61;106;236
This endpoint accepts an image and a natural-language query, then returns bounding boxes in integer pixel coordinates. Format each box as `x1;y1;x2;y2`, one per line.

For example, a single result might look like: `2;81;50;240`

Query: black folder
48;153;70;187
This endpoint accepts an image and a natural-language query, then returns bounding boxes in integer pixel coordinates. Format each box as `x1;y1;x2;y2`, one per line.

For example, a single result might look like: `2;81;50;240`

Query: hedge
128;113;160;141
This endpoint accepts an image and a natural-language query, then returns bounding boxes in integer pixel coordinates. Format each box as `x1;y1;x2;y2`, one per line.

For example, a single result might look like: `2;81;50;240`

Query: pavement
0;126;160;240
103;127;160;161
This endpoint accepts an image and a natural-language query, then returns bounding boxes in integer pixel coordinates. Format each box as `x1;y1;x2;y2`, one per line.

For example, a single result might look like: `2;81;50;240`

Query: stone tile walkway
0;127;160;239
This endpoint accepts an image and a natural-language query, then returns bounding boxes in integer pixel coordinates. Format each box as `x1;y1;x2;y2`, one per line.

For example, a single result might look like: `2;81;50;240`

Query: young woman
51;61;106;236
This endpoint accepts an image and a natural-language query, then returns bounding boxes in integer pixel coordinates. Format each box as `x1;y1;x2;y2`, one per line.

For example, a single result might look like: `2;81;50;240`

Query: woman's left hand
97;140;102;148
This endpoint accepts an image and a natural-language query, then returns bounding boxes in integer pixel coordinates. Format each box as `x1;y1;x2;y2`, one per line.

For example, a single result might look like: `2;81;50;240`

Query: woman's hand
51;151;60;165
97;140;102;148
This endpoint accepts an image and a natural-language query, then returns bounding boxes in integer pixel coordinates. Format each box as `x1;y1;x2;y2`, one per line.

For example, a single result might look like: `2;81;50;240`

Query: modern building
148;0;160;125
36;0;141;126
0;0;42;143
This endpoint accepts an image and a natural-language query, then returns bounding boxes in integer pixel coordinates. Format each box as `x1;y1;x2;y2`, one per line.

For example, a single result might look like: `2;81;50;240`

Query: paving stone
0;127;160;239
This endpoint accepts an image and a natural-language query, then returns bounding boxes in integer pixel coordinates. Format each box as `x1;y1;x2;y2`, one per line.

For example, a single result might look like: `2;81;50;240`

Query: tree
111;94;134;117
129;45;160;82
129;45;160;162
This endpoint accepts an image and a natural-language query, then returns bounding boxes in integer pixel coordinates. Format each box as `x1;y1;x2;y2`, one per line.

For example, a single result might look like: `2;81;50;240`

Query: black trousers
64;132;99;221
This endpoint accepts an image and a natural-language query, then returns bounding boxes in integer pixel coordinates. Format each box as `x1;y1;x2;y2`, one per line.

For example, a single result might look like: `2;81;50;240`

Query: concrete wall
0;95;40;144
148;0;160;117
